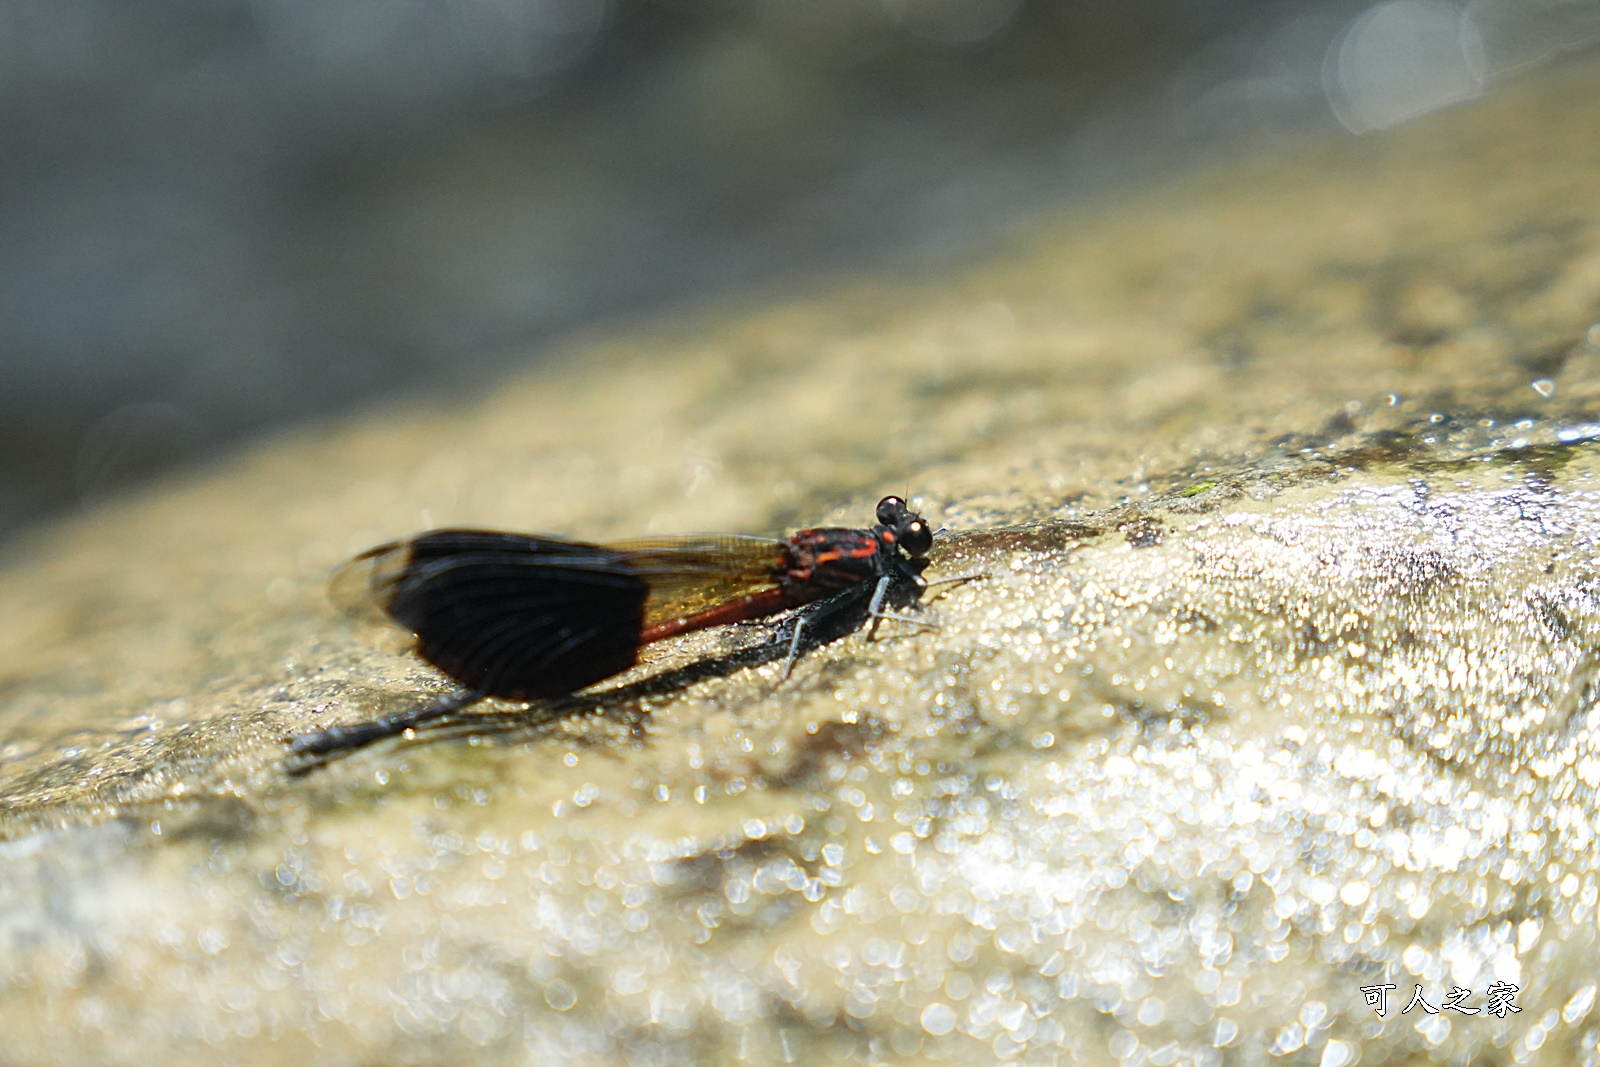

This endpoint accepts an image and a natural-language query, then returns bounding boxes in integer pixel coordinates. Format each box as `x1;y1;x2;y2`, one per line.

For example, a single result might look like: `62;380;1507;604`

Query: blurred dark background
2;0;1596;541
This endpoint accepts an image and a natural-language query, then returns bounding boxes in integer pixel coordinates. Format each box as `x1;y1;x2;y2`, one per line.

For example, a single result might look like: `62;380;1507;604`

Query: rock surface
3;59;1600;1067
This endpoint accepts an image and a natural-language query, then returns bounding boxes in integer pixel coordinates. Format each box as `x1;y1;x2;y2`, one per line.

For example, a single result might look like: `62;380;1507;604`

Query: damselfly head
874;495;934;557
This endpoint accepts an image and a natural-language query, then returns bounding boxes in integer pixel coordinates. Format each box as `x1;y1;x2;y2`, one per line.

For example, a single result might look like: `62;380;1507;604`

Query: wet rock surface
3;59;1600;1067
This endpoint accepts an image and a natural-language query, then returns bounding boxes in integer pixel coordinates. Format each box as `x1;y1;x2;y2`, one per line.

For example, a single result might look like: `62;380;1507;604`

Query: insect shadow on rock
286;496;968;771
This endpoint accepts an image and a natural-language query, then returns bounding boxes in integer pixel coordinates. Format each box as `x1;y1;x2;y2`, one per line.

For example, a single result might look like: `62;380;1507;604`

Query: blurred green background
2;0;1596;539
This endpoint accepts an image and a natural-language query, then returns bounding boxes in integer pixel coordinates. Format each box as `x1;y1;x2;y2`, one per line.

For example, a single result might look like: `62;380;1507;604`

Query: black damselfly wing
332;531;790;699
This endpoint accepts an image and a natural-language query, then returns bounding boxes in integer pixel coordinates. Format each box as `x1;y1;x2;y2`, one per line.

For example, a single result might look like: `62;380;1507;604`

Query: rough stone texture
3;58;1600;1067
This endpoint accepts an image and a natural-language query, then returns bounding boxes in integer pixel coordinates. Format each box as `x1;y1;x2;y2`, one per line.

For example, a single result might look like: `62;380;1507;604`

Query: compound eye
899;518;933;556
876;496;907;526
